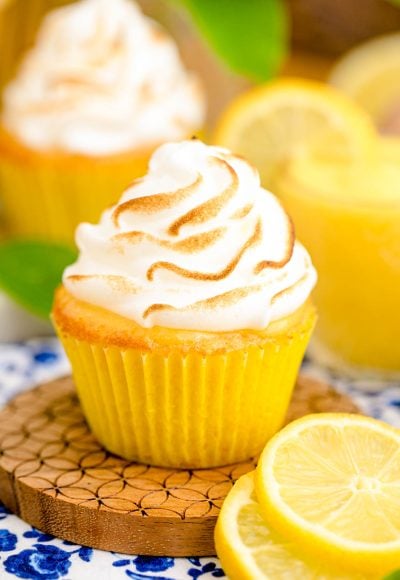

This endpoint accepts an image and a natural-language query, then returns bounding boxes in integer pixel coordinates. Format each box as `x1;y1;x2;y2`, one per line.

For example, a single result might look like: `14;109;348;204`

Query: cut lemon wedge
256;413;400;576
329;33;400;130
214;471;373;579
214;78;376;187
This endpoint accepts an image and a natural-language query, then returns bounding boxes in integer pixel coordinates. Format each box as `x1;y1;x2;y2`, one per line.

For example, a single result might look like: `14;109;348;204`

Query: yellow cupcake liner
0;149;150;243
55;314;315;469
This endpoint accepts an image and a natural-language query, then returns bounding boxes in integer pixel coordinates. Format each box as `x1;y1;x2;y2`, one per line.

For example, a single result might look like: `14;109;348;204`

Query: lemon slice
256;413;400;576
215;471;372;580
214;78;376;187
329;33;400;129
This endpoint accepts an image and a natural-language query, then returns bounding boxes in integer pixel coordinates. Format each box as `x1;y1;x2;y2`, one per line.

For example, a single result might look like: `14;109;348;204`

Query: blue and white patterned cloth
0;338;399;580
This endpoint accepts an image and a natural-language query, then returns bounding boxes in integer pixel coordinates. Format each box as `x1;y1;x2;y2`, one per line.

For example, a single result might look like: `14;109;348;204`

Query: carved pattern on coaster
0;377;256;520
0;374;360;556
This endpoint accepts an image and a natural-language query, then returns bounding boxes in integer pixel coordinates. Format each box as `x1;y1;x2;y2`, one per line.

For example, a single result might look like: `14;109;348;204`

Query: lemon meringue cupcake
0;0;205;243
52;140;317;468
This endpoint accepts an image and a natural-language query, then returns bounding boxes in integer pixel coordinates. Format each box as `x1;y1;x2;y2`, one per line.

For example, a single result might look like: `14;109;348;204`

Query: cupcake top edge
63;139;317;332
1;0;205;156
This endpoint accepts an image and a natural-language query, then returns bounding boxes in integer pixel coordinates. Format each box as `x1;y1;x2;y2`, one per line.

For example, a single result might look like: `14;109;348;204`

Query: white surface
0;292;53;342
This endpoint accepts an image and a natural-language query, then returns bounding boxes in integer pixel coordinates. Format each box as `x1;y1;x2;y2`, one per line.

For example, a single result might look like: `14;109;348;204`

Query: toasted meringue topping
112;227;226;253
64;140;317;331
231;204;254;220
147;219;261;282
1;0;205;155
112;174;203;225
168;161;238;236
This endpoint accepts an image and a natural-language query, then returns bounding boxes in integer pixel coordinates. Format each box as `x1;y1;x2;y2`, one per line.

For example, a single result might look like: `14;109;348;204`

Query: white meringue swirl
64;140;317;331
1;0;205;155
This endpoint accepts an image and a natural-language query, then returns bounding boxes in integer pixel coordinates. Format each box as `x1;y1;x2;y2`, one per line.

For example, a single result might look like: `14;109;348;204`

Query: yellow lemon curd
274;149;400;377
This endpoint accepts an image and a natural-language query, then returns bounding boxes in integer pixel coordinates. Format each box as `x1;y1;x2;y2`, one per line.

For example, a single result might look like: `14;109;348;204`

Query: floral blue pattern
0;339;399;579
0;505;11;521
4;544;73;579
187;558;225;578
113;556;175;576
0;530;18;552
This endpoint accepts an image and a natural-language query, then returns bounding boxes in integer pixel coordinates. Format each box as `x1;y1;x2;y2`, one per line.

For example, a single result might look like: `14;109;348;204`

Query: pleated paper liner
58;314;314;469
0;374;360;556
0;133;151;243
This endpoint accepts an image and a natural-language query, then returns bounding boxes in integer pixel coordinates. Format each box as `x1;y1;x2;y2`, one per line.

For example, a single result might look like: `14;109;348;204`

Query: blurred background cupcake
0;0;205;243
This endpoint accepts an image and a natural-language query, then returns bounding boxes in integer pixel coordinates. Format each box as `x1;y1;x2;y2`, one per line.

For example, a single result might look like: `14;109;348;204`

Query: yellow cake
52;139;317;468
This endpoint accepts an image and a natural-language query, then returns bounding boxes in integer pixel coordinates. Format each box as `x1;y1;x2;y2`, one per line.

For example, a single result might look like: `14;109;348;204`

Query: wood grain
0;374;359;556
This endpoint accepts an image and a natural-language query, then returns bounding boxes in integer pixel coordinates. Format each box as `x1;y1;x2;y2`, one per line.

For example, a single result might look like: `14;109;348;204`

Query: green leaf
178;0;288;82
0;240;77;319
384;572;400;580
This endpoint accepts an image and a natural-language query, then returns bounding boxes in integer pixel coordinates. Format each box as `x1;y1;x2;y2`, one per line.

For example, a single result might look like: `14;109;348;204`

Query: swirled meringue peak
1;0;204;155
64;140;317;331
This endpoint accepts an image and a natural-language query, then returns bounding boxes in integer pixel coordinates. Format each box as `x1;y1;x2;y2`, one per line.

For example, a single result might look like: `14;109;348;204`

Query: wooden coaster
0;374;359;557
